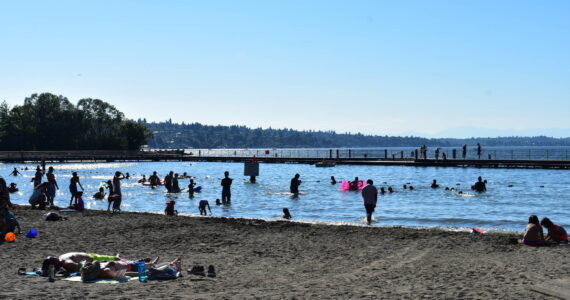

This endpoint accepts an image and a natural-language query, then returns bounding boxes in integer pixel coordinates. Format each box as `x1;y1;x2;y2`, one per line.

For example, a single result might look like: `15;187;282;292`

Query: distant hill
140;120;570;149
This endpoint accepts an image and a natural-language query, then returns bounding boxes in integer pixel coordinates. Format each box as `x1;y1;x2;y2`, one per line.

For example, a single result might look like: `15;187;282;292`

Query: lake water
3;161;569;232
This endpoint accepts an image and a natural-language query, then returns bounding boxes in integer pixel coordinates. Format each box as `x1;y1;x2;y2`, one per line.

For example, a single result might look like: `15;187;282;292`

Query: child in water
93;187;105;200
165;200;178;216
199;200;211;216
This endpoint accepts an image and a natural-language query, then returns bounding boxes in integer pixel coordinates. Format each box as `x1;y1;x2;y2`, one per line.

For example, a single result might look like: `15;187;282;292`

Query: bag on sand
44;212;63;221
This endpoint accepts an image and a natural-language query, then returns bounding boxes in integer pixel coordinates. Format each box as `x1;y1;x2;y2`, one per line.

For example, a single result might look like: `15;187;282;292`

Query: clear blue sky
1;1;568;137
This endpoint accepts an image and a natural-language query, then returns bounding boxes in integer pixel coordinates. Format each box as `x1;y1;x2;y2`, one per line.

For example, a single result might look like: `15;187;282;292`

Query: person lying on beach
472;176;487;193
93;187;106;200
199;200;212;216
431;180;439;189
81;258;180;282
165;200;178;216
521;215;545;246
540;217;568;243
43;253;159;275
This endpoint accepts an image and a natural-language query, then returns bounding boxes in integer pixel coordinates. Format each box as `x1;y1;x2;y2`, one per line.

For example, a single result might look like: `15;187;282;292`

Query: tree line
142;121;570;149
0;93;152;151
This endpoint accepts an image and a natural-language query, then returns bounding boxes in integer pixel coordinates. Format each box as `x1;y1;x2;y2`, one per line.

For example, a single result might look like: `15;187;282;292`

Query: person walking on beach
221;171;232;204
290;173;301;195
46;167;59;207
361;179;378;225
31;166;43;187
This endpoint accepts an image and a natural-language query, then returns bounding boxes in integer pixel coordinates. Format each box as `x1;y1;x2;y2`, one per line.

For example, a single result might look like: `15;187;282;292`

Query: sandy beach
1;206;569;299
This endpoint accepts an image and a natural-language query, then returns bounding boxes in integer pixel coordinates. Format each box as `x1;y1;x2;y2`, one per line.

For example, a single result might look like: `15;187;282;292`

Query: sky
0;1;569;138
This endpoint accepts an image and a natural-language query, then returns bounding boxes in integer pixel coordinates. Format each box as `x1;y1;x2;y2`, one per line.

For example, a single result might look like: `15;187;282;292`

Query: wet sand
1;206;569;299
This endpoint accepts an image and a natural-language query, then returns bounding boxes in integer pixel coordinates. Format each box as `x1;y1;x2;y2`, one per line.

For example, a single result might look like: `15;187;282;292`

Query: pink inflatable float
340;180;365;190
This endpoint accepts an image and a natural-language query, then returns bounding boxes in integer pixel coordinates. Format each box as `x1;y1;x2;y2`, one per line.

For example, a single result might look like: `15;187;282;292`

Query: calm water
3;161;569;232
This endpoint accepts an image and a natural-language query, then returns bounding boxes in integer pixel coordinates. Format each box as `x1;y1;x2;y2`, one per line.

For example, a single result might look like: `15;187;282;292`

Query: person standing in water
221;171;232;204
68;172;84;208
31;166;43;187
46;167;59;207
10;168;21;177
361;179;378;225
112;171;125;213
188;179;196;198
290;174;301;195
164;171;174;193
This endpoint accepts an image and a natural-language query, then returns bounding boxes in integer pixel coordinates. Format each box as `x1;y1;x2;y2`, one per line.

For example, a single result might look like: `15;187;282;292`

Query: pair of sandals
187;265;216;278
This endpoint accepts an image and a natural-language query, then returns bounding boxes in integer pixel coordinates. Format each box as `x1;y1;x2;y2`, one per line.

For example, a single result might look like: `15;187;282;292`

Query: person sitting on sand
540;217;568;243
138;175;147;184
349;177;360;190
93;187;105;200
282;208;292;219
331;176;337;185
199;200;212;216
472;176;487;193
431;179;439;189
521;215;545;246
165;200;178;216
0;206;21;236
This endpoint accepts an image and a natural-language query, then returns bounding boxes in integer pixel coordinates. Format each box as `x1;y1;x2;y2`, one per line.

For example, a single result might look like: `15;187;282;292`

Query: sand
1;206;569;299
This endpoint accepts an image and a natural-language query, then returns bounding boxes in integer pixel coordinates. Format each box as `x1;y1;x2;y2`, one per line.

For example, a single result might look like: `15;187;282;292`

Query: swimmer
215;198;221;205
10;168;21;177
409;186;414;191
403;184;407;190
431;180;439;189
93;187;105;200
188;179;196;198
290;174;301;195
380;187;386;195
282;208;292;220
8;183;18;193
138;175;147;184
149;171;160;188
388;187;394;193
125;172;130;179
331;176;337;185
349;177;360;190
199;200;212;216
472;176;486;193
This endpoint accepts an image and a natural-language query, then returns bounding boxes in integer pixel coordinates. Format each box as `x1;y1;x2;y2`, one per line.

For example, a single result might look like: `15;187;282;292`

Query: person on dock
434;148;440;160
68;172;84;208
164;171;174;193
330;176;337;185
10;167;21;177
46;167;59;207
462;144;467;159
477;143;482;159
31;166;43;187
361;179;378;225
540;217;568;243
290;173;301;195
199;200;212;215
472;176;487;193
221;171;232;204
521;215;544;246
431;179;439;189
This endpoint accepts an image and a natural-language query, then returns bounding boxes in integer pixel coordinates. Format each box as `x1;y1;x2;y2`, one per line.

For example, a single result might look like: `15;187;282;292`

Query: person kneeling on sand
540;217;568;243
199;200;212;216
520;215;545;246
0;206;21;236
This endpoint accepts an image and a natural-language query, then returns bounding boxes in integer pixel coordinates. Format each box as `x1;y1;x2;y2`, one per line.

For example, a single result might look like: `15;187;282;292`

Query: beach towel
63;276;137;284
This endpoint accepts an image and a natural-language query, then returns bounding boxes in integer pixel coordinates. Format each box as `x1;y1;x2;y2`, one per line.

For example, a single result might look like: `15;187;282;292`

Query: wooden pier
1;150;570;169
